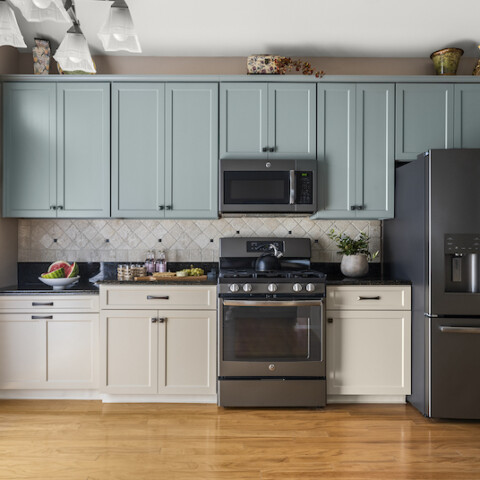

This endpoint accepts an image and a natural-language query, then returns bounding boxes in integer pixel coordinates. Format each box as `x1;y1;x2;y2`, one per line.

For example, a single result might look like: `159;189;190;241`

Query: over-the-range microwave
219;159;317;214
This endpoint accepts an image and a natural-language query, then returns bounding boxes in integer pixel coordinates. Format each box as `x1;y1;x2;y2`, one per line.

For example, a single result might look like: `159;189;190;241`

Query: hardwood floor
0;401;480;480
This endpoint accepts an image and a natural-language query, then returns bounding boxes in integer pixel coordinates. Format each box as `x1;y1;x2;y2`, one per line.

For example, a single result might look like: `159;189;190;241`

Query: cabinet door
395;84;454;161
219;83;268;159
100;310;158;394
355;84;394;219
165;83;218;219
312;84;356;219
454;84;480;148
56;83;110;218
3;83;56;218
158;310;216;395
46;314;98;388
326;310;411;395
112;83;165;218
268;83;316;159
0;314;46;388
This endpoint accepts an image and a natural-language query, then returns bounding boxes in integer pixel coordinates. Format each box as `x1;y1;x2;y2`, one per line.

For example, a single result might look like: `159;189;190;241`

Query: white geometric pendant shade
98;5;141;53
53;32;96;73
9;0;71;23
0;2;27;48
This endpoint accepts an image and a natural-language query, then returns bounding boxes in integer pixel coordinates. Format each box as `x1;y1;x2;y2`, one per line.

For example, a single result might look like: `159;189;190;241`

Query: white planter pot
340;254;369;278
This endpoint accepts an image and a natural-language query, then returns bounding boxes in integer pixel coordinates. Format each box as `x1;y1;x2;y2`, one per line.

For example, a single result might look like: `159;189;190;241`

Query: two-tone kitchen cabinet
312;83;394;220
3;82;110;218
112;83;218;219
219;83;316;160
99;285;217;399
326;285;411;403
395;84;480;161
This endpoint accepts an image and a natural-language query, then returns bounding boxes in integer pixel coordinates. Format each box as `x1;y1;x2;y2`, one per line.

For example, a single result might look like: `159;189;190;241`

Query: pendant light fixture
0;0;27;47
98;0;141;53
53;1;96;73
9;0;71;23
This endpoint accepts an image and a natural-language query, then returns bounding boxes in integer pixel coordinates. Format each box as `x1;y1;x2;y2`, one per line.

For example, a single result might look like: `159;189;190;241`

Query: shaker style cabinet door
3;83;57;218
395;83;454;161
220;83;268;159
56;83;110;218
112;83;166;218
313;83;356;219
268;83;316;159
165;83;218;219
355;84;394;219
453;84;480;148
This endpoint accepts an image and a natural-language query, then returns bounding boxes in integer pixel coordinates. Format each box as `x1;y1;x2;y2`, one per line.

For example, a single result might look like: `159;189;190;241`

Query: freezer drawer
431;317;480;419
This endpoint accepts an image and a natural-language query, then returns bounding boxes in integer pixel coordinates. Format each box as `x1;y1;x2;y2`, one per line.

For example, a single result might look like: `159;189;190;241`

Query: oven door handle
289;170;296;205
222;300;322;307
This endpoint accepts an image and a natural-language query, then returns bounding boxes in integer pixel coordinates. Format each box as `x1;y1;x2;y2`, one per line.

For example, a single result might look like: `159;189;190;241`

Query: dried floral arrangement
274;57;325;78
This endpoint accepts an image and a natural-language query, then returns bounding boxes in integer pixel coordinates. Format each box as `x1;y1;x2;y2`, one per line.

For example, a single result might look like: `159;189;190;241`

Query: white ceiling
11;0;480;58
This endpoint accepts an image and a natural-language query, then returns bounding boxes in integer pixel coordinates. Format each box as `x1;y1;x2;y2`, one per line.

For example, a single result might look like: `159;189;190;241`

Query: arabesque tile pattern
19;218;381;263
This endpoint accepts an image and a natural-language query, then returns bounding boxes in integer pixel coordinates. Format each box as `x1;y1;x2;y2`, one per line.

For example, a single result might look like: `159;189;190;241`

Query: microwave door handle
289;170;296;205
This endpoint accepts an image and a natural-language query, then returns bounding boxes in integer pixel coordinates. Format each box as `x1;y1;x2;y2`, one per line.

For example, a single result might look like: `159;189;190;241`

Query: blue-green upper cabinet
312;83;356;219
395;84;454;161
164;83;218;219
3;83;57;218
56;83;110;218
355;84;394;219
268;84;316;159
454;84;480;148
220;83;268;159
112;83;165;218
220;82;316;159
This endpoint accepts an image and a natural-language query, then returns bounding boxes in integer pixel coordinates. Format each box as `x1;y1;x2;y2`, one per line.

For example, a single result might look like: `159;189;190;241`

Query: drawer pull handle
439;326;480;334
31;315;53;320
157;317;166;323
151;318;157;323
357;296;381;301
146;295;170;300
327;318;333;323
32;302;54;306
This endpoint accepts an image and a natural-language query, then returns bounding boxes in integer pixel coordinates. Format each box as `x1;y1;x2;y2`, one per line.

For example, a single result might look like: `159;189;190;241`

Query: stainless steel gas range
217;237;326;407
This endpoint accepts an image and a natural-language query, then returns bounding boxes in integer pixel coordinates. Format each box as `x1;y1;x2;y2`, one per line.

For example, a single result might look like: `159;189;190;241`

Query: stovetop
219;268;326;281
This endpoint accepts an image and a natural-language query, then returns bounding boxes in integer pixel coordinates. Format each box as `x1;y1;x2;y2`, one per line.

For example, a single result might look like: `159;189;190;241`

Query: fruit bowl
38;276;80;290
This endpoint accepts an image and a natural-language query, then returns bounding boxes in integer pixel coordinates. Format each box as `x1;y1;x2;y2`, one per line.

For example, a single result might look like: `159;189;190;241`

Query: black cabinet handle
269;147;275;152
32;315;53;320
158;205;164;210
32;302;54;306
350;205;357;211
262;147;268;152
50;205;57;210
165;205;172;210
157;317;166;323
147;295;170;300
327;318;333;323
57;205;64;210
357;296;381;301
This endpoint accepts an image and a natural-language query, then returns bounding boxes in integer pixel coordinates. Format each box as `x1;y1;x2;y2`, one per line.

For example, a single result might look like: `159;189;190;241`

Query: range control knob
229;283;240;293
267;283;278;293
243;283;252;293
306;283;316;292
292;283;303;292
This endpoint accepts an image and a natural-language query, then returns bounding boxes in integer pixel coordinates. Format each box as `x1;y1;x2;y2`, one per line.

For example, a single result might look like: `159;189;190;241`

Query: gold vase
430;48;464;75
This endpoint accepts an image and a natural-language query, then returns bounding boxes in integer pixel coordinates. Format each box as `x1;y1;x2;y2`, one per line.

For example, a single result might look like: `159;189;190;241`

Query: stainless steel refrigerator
384;149;480;419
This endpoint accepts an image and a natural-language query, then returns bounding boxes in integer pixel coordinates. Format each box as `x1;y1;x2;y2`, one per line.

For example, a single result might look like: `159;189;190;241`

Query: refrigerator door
428;149;480;316
430;317;480;419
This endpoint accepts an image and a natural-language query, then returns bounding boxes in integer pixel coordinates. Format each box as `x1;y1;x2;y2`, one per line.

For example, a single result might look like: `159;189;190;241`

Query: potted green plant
327;229;378;277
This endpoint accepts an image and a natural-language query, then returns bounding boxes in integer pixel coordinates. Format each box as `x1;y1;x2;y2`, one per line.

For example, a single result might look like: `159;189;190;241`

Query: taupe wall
0;47;19;287
16;54;479;76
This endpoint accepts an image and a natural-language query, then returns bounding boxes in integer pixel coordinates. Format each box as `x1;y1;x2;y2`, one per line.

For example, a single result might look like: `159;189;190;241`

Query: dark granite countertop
326;277;411;286
96;279;218;286
0;283;100;295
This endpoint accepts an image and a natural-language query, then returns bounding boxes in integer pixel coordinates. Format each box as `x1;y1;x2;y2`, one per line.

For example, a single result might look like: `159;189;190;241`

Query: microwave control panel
296;171;313;204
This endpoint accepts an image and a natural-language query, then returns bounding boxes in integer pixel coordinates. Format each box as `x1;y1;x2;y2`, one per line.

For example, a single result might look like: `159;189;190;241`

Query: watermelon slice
65;262;79;278
47;261;70;274
42;268;65;279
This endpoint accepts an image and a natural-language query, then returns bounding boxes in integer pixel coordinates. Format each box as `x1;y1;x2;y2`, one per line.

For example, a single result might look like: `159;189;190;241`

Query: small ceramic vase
340;254;369;278
430;48;463;75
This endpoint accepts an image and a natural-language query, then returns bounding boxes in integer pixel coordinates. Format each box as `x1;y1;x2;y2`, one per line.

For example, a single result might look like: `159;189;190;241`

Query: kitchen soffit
10;0;480;58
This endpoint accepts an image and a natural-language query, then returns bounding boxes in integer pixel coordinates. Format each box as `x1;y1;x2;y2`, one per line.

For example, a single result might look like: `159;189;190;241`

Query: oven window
224;171;289;204
222;305;322;362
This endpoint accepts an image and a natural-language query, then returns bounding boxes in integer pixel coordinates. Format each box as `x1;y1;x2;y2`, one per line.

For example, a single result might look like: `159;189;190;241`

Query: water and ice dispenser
445;234;480;293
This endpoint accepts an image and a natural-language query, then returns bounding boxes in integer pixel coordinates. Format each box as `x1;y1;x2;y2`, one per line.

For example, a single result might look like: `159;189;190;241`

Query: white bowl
38;276;80;290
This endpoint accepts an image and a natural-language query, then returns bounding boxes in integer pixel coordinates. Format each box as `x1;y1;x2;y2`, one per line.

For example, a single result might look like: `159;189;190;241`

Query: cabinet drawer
0;295;99;313
100;285;217;310
327;286;411;310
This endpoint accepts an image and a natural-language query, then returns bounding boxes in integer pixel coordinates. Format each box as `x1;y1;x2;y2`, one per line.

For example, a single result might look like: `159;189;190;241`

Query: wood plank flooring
1;401;480;480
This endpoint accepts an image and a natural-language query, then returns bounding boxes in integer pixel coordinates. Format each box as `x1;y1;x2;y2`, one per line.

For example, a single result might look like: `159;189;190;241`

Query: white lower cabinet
99;285;217;399
0;309;98;389
326;285;411;403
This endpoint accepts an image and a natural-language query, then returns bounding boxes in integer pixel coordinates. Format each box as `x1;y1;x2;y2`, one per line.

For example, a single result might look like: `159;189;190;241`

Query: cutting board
134;275;208;282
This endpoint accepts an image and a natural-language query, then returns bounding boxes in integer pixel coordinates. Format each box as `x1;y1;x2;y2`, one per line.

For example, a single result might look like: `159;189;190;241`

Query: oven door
219;299;325;377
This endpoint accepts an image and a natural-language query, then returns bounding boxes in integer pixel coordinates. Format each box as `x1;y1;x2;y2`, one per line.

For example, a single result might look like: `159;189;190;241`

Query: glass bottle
156;250;167;273
145;250;155;274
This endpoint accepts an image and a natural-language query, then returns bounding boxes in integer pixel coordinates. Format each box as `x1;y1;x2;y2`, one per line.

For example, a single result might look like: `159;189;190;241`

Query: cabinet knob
327;318;333;323
157;317;166;323
350;205;357;211
57;205;64;210
158;205;164;210
262;147;268;152
151;318;157;323
50;205;57;210
269;147;275;152
165;205;172;210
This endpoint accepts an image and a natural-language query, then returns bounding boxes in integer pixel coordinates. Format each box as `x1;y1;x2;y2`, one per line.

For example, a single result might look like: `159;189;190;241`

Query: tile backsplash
18;218;381;263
